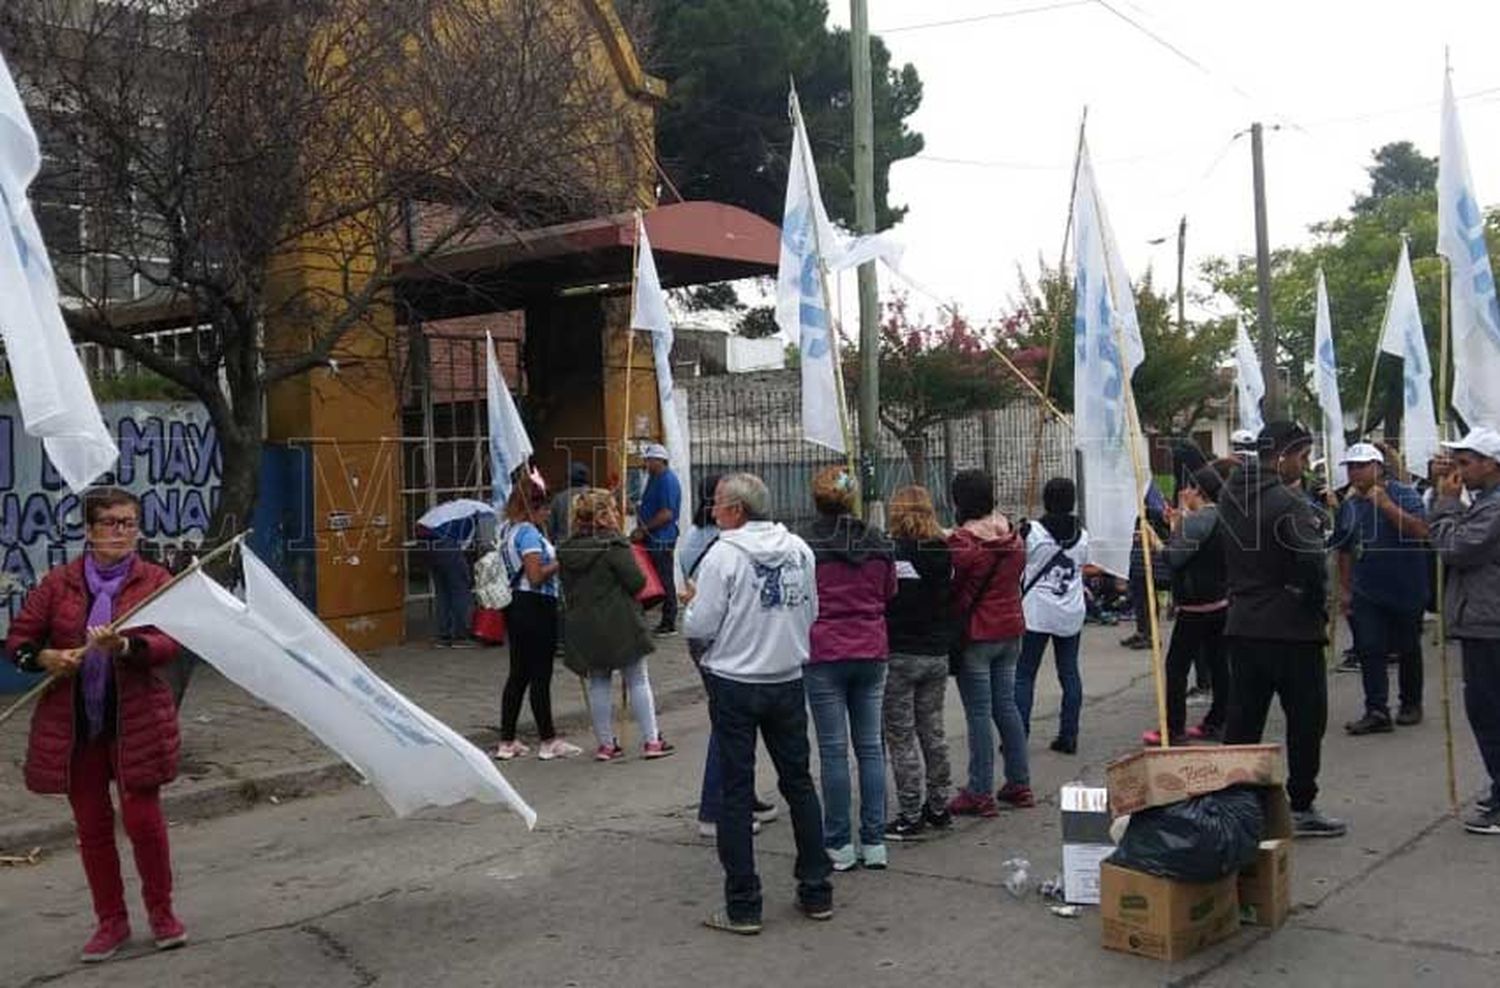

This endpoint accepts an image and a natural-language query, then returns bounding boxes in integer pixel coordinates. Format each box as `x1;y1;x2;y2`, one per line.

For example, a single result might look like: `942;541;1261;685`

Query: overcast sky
816;0;1500;327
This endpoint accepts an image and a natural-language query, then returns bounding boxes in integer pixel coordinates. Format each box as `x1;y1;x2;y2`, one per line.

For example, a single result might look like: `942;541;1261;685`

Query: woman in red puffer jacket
6;488;186;963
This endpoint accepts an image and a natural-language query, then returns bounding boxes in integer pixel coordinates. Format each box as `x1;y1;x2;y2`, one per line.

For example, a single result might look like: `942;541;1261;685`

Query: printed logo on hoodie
753;557;811;610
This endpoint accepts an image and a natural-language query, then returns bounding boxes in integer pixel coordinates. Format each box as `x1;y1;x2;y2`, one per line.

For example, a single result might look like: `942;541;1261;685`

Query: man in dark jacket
1219;421;1346;838
1431;427;1500;836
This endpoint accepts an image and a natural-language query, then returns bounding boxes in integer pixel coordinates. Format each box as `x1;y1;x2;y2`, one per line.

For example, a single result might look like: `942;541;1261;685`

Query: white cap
1231;428;1257;449
1441;426;1500;461
1340;442;1385;465
641;443;670;462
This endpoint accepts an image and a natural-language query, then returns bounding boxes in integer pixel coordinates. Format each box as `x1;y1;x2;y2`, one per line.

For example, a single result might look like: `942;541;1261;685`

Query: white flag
125;547;535;825
1233;316;1266;438
1072;140;1147;578
486;331;533;504
0;50;117;492
632;212;692;527
1312;269;1347;488
1438;73;1500;430
1378;241;1440;479
776;87;847;453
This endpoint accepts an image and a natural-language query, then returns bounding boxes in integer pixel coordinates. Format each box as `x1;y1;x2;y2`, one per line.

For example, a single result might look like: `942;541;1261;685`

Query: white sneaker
827;844;858;871
493;740;531;761
537;738;582;761
697;819;761;839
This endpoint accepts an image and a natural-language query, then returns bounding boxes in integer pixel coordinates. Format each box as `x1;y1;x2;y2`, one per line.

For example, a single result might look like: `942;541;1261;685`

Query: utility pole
1175;215;1187;333
1250;122;1281;420
850;0;881;521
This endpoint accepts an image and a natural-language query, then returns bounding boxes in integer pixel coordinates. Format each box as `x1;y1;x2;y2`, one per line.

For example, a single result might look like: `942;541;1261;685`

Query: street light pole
850;0;881;520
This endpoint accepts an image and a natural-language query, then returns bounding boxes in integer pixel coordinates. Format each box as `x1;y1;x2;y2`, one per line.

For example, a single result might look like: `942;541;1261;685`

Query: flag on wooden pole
1071;140;1147;578
631;212;692;527
1234;316;1266;438
486;331;533;504
1437;72;1500;430
0;49;117;491
1312;269;1347;487
1378;241;1440;478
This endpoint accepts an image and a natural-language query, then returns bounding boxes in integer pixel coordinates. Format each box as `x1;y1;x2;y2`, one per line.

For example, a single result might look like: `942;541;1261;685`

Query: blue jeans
1016;631;1082;742
804;660;887;849
705;673;831;923
955;638;1030;793
692;641;724;824
429;540;472;640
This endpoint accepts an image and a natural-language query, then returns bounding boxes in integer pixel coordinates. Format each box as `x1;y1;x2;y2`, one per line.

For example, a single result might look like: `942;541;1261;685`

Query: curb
0;679;707;855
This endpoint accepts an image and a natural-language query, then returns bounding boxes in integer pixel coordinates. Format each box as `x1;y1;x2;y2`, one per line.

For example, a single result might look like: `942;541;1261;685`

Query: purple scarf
82;553;134;739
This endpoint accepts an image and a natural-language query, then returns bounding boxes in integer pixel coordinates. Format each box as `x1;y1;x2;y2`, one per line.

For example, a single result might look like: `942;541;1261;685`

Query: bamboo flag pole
1026;108;1088;517
989;343;1074;426
0;532;251;729
1359;272;1398;435
1436;257;1459;814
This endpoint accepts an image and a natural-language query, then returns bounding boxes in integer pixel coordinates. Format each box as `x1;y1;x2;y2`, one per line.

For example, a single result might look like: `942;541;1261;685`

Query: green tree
1201;142;1500;437
631;0;924;230
1001;266;1231;435
844;297;1017;479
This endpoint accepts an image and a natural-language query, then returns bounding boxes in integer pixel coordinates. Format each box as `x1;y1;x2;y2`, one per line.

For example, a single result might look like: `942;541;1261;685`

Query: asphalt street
2;625;1496;987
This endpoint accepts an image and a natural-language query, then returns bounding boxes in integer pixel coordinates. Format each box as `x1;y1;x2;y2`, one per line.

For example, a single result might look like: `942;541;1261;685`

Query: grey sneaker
861;844;888;869
1292;808;1348;838
1463;807;1500;836
827;844;858;871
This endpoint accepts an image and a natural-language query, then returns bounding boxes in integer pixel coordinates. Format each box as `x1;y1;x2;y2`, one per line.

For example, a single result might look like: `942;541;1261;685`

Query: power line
1091;0;1255;103
878;0;1092;34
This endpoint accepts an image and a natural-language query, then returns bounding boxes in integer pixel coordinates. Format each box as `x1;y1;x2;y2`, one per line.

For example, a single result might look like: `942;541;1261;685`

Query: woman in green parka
558;488;675;762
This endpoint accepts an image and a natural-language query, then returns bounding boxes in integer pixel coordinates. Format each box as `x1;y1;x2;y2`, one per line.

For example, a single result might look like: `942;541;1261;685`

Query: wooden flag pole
1026;108;1087;518
0;531;250;729
1437;257;1459;814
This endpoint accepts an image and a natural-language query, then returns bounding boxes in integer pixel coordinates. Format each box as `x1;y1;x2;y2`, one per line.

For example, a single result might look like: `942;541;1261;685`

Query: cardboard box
1238;839;1292;928
1061;784;1113;904
1106;744;1285;817
1100;862;1241;962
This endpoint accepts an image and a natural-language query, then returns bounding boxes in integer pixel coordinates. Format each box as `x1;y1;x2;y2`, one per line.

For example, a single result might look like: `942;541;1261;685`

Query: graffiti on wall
0;401;221;634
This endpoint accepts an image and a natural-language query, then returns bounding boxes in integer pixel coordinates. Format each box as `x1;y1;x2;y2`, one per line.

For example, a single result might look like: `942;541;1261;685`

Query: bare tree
1;0;644;537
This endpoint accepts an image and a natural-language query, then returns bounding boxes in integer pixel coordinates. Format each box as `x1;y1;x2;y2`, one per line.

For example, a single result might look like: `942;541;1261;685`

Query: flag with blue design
775;88;847;453
0;50;118;492
1312;269;1347;488
1233;316;1266;438
1438;73;1500;430
485;330;533;504
126;546;535;824
1071;141;1147;578
1378;241;1439;478
631;211;692;527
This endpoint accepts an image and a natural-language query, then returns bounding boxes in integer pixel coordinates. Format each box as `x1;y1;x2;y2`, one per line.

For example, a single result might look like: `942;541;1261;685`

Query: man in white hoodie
682;473;830;934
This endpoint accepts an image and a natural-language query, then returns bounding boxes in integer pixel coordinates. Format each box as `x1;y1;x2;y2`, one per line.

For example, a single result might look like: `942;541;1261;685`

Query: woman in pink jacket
6;488;186;963
800;466;896;871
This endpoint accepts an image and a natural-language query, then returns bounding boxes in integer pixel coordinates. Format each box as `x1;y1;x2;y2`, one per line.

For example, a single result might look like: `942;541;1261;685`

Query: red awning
393;201;780;320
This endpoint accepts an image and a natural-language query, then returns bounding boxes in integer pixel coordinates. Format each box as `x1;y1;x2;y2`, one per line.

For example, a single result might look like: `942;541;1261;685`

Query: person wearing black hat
1218;421;1347;838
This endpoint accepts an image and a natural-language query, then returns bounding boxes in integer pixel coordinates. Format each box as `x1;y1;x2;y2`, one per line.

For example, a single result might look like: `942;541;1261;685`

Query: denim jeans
1015;631;1082;742
804;660;888;849
955;638;1029;793
1350;596;1423;716
705;673;831;923
429;540;472;640
692;642;724;824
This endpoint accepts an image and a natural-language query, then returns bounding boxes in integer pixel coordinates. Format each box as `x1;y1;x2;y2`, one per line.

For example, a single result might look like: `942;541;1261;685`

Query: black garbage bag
1108;785;1266;883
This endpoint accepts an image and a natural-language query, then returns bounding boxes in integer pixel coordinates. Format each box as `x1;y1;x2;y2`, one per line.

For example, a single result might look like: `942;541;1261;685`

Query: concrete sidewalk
0;635;709;854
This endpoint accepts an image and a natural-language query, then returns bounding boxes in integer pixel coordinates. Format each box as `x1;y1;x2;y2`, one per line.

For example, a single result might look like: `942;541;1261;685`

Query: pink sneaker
493;740;531;761
594;743;625;762
947;788;999;818
149;908;187;950
642;738;676;759
81;917;131;963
